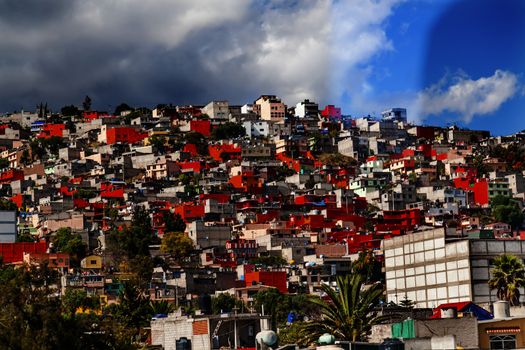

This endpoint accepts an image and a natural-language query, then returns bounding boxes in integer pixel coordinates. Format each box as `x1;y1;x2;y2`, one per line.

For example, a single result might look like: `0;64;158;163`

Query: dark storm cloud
0;0;72;25
0;0;373;113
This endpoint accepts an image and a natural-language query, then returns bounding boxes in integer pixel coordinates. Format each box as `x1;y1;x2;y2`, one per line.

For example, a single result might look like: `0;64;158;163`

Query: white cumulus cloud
417;70;519;123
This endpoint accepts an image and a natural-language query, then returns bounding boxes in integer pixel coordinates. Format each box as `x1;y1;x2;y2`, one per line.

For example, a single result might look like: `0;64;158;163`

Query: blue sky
345;0;525;135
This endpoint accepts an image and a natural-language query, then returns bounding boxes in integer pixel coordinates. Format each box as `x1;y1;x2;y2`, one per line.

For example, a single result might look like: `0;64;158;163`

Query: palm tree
300;274;386;343
150;299;176;315
489;254;525;306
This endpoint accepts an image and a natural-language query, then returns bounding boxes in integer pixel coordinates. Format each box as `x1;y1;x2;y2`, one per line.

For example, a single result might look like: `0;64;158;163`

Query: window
489;335;516;349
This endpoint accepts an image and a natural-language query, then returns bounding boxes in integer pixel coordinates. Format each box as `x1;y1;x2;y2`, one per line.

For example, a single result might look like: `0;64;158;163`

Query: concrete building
151;311;269;350
253;95;286;122
505;173;525;196
201;100;229;120
381;108;407;123
0;211;17;243
187;221;232;249
243;120;270;138
383;228;525;308
295;99;318;118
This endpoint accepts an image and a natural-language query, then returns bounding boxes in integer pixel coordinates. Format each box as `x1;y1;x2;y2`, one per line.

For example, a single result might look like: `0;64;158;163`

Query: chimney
493;301;511;319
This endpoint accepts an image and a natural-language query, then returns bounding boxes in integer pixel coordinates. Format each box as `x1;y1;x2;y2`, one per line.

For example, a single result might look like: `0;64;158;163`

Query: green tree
253;288;286;330
352;250;382;283
111;281;152;331
0;264;134;349
398;295;416;309
114;103;133;116
184;131;208;156
164;212;187;232
250;255;287;267
491;195;524;230
16;231;35;243
0;157;9;169
212;293;244;314
150;135;167;154
488;254;525;306
62;288;100;316
160;232;194;261
106;206;153;260
61;105;80;117
82;95;92;111
150;299;176;315
20;149;31;165
128;255;154;290
278;321;309;347
52;227;87;267
300;274;386;343
211;122;246;140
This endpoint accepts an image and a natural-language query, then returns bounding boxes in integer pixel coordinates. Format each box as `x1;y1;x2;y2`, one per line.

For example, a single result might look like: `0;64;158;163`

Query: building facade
383;228;525;308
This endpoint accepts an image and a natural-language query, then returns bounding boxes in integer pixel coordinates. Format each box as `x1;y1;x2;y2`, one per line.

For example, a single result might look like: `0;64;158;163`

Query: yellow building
479;317;525;350
81;255;103;270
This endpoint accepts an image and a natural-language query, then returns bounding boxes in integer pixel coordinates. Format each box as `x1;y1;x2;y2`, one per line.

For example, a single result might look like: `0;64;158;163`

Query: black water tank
381;338;404;350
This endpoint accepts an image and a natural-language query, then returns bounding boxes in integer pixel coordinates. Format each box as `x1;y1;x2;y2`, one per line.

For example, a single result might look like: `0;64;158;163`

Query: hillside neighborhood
2;96;525;349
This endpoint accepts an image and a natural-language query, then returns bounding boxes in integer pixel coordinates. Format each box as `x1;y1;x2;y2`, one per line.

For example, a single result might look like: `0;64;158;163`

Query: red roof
430;301;472;318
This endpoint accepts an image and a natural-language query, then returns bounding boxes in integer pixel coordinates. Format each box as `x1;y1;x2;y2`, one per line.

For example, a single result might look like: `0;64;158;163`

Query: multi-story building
381;108;407;123
383;227;525;309
201;100;229;121
253;95;286;122
295;99;318;118
187;221;232;249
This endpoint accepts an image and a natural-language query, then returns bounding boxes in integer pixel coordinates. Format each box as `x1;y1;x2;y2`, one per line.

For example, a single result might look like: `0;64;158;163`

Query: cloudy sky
1;0;524;135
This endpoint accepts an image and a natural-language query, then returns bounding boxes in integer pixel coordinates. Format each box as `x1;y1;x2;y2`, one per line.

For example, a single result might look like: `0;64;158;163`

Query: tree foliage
106;206;153;260
491;195;524;230
184;131;208;155
299;274;386;343
52;227;87;267
250;255;287;267
61;105;81;117
114;103;133;116
489;254;525;306
0;264;133;349
253;288;318;330
211;122;245;140
163;212;187;232
160;232;194;261
82;95;92;111
212;293;242;314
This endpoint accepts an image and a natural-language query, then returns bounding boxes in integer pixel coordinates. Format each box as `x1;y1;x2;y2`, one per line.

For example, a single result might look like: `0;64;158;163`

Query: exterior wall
469;240;525;305
245;271;287;293
151;316;210;350
383;228;472;308
0;211;17;243
202;101;229;120
243;121;270;138
188;221;232;249
479;318;525;350
255;96;285;122
44;213;84;232
81;255;103;269
414;318;478;349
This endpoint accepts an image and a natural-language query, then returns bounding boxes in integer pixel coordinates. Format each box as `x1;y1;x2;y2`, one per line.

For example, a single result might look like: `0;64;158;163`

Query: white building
295;99;318;118
243;120;270;138
201;101;229;120
383;228;525;308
